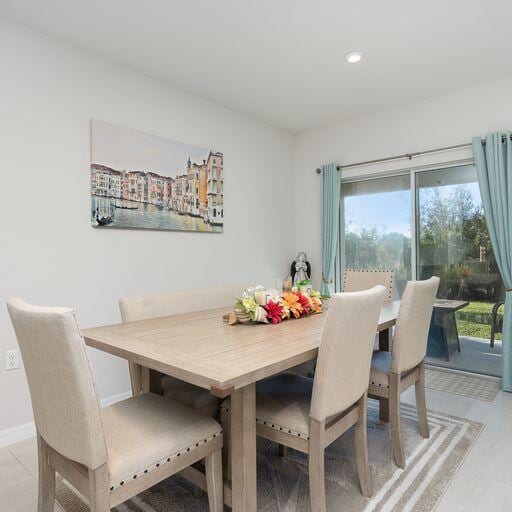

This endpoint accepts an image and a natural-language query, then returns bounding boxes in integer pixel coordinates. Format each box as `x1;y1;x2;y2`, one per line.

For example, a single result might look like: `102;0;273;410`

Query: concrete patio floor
427;336;502;377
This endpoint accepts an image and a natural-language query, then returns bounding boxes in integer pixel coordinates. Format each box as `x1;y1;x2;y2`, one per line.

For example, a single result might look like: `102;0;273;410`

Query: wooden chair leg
37;434;55;512
205;449;224;512
309;418;327;512
88;464;110;512
416;361;429;439
379;397;389;422
354;395;372;498
220;407;231;481
389;372;405;469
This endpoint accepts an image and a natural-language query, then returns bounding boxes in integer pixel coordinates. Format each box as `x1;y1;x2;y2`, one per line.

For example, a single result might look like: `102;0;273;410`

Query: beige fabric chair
290;269;394;379
119;284;245;417
343;268;395;302
7;298;224;512
368;276;439;468
222;286;386;512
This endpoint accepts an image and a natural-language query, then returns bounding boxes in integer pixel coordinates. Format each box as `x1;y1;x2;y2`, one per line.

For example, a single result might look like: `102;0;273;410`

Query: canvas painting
90;120;223;232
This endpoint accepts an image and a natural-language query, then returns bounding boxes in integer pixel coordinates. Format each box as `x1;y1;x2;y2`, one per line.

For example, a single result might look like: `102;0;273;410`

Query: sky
345;182;482;236
91;120;216;177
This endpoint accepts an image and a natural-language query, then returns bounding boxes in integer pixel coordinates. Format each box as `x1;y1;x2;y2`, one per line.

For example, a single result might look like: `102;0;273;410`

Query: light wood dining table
82;300;400;512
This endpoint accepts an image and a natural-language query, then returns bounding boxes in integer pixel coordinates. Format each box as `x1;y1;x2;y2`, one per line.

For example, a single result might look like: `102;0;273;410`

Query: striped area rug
56;401;482;512
425;367;500;402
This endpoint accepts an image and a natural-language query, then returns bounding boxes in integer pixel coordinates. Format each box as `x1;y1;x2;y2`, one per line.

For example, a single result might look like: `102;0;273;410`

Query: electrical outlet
5;349;19;370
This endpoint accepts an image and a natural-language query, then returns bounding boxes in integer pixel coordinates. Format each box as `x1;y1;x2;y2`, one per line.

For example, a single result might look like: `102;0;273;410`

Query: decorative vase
234;309;251;324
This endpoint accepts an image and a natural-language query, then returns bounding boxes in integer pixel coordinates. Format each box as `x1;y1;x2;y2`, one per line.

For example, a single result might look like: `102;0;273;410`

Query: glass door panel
416;164;504;376
342;175;412;298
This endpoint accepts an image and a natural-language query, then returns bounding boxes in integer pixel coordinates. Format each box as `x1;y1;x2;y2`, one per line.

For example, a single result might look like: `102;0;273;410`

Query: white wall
294;76;512;289
0;18;295;434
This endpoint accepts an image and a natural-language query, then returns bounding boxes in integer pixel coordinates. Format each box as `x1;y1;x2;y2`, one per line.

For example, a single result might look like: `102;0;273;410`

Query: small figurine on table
291;252;311;285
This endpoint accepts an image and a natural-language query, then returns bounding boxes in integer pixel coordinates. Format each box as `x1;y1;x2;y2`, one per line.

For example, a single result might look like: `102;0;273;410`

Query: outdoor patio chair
490;300;504;348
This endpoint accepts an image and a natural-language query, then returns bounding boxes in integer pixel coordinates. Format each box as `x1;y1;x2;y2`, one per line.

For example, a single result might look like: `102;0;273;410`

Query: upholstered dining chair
119;284;245;417
343;268;395;302
222;286;386;512
368;276;439;469
7;298;224;512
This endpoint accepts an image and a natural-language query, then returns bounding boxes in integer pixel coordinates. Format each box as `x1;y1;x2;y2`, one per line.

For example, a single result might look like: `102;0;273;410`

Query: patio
426;336;502;377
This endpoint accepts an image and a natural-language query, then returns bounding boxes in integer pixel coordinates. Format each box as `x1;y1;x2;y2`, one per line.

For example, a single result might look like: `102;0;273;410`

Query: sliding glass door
416;165;504;376
341;175;412;298
340;164;504;376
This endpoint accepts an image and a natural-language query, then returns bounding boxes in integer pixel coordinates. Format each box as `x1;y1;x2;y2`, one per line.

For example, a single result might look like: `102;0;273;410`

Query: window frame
336;157;474;292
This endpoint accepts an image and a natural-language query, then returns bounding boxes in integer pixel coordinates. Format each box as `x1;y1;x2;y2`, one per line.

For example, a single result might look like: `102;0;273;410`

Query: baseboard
0;421;36;449
99;389;133;407
0;389;132;449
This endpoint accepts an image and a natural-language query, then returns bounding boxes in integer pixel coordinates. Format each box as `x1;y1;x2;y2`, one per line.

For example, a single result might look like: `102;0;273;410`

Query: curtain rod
315;134;512;174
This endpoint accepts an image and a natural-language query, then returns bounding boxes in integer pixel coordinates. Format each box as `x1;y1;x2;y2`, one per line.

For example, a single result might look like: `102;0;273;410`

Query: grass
455;300;503;341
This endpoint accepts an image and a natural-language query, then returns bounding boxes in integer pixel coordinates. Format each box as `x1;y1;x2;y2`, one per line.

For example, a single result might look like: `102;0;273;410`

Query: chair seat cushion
102;393;222;488
222;373;314;439
161;375;221;417
370;350;391;388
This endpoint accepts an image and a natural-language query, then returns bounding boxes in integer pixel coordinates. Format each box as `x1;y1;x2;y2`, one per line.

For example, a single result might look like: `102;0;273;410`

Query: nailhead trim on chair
109;429;223;491
370;380;390;389
221;405;309;440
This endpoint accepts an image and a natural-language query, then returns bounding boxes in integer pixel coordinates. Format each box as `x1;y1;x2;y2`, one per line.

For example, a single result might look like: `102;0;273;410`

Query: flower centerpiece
230;284;324;325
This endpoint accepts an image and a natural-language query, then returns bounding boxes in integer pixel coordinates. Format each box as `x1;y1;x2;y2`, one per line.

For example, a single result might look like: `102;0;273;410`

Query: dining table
82;300;400;512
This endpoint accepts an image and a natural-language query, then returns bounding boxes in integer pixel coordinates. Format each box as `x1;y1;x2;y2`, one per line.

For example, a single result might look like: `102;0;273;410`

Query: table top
433;299;469;312
83;301;400;395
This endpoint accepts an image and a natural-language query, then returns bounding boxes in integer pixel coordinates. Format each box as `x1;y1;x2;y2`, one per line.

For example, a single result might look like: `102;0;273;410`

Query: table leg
379;328;390;352
129;362;143;395
454;314;462;353
230;383;257;512
378;328;391;422
442;314;450;361
138;366;162;394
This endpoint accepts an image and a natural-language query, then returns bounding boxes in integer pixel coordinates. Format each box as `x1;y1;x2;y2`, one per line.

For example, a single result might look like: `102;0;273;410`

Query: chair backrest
391;276;440;374
343;269;394;302
7;299;107;469
310;286;386;422
119;284;246;322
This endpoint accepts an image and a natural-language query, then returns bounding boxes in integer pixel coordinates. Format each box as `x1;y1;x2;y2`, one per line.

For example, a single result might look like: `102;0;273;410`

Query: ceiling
2;0;512;133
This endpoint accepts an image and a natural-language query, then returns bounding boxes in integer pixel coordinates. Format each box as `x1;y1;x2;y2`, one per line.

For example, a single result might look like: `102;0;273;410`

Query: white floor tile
402;386;475;417
436;474;512;512
8;436;38;478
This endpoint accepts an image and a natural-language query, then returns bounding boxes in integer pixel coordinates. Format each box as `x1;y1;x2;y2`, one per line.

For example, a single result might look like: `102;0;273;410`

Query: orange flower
281;291;303;319
310;295;323;313
295;292;312;315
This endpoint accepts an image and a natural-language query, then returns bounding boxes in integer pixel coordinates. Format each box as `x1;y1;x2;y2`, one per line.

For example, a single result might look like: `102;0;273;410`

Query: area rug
425;367;500;402
55;401;482;512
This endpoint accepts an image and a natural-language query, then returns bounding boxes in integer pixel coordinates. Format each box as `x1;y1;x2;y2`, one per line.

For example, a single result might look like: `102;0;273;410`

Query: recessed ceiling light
345;50;364;64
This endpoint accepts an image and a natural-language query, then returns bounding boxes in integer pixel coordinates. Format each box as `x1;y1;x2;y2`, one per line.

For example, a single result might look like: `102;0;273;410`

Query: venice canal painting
90;120;223;232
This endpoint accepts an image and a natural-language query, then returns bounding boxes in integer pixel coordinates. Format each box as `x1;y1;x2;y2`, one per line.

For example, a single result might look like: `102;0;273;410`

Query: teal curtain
320;163;341;296
473;132;512;391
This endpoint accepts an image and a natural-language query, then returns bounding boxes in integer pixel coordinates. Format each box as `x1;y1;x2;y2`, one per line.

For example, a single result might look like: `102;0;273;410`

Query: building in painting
91;150;223;225
91;164;112;196
206;151;223;225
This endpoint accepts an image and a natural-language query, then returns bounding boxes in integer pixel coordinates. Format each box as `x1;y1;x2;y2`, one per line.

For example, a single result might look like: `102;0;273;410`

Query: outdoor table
427;299;469;361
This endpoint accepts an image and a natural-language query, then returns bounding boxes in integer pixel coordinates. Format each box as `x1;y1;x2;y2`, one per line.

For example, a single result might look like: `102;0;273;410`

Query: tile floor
1;386;511;512
427;336;502;377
